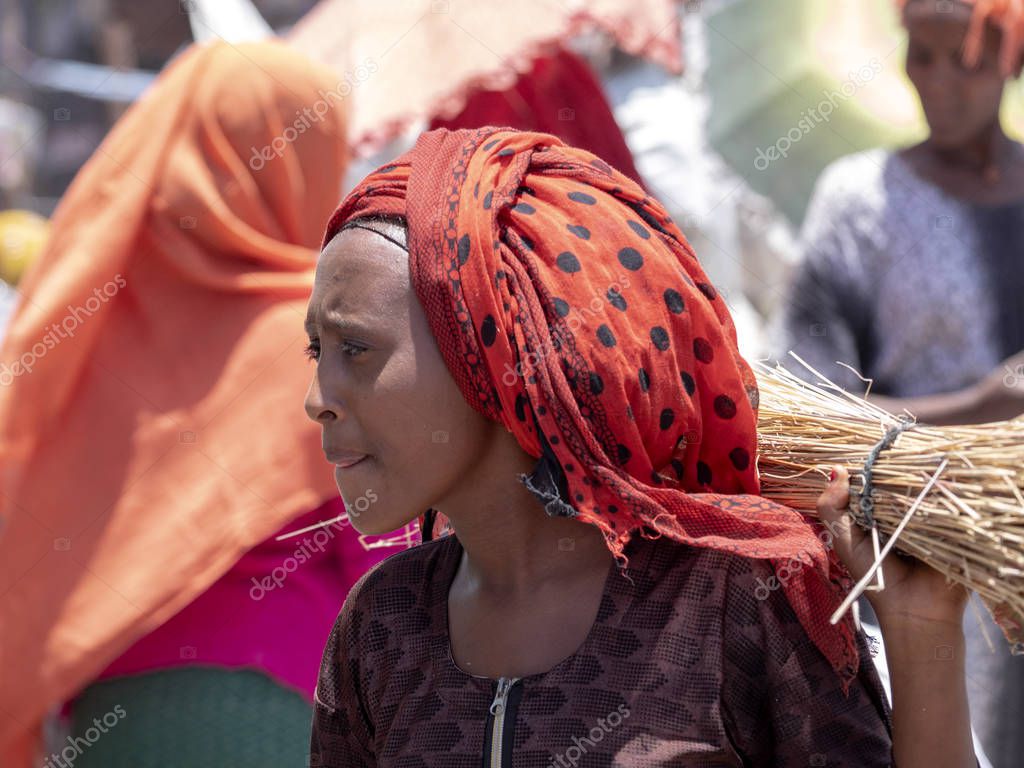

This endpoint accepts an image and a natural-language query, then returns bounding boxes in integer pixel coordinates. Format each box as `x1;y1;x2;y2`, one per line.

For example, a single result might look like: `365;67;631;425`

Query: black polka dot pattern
680;371;696;396
693;338;714;364
616;444;632;465
627;220;650;239
663;288;685;314
650;327;670;351
729;447;750;471
597;325;616;348
514;393;528;421
617;247;643;271
481;315;497;347
696;461;713;486
607;287;627;311
567;224;591;240
457;235;471;265
638;368;650;392
556;252;581;273
697;282;717;301
568;191;597;205
714;395;737;419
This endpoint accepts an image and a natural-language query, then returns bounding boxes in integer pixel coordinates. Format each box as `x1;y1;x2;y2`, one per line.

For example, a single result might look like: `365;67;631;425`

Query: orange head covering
325;127;860;687
899;0;1024;76
429;47;647;190
0;41;347;764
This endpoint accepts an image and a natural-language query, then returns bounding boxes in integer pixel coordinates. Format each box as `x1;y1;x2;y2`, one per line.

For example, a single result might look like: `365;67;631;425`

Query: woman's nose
304;374;337;423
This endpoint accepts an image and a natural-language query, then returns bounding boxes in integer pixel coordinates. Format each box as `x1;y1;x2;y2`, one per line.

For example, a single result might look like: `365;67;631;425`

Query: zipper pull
489;676;514;716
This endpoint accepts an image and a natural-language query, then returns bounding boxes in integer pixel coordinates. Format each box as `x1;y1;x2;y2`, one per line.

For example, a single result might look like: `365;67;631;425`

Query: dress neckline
887;150;1024;211
437;531;649;684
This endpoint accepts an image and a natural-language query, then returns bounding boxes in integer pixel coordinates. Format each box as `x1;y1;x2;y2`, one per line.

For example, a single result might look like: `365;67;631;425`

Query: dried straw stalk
754;357;1024;652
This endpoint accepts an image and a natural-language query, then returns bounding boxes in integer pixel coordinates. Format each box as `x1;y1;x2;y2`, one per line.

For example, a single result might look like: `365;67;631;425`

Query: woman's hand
816;465;969;629
816;465;976;768
967;349;1024;423
867;350;1024;426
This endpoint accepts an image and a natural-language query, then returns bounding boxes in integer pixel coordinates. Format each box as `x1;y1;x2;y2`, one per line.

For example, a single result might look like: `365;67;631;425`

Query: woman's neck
925;122;1011;179
434;449;611;595
902;123;1024;204
447;497;612;596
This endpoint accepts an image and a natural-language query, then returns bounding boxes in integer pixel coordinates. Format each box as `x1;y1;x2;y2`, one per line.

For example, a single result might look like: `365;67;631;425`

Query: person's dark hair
340;215;408;252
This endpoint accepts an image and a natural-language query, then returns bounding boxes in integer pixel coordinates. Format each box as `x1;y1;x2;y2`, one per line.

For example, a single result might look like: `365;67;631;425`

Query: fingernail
829;468;838;482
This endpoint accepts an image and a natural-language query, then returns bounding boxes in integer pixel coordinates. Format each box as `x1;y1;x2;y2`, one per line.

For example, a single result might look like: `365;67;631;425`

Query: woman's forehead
310;229;410;318
904;0;973;26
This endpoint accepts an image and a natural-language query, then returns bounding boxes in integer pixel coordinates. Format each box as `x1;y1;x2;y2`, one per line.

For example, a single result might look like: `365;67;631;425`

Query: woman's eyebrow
318;310;378;336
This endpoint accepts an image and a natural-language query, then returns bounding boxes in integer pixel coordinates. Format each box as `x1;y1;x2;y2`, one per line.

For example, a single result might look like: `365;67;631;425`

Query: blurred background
3;0;1022;350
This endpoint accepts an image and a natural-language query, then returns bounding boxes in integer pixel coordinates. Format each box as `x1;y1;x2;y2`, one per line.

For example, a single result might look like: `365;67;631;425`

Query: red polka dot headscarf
324;127;859;685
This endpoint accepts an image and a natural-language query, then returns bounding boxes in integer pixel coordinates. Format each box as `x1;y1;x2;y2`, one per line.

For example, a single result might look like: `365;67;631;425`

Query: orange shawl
0;41;347;765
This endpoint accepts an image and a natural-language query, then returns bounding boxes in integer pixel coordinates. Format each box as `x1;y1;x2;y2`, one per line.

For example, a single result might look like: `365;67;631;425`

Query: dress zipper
488;676;520;768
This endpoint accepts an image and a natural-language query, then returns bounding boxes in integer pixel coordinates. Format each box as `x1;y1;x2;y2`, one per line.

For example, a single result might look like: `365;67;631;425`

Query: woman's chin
342;502;417;537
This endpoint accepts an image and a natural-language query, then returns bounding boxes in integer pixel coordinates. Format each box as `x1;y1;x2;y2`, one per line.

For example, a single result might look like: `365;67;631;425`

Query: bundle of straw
754;357;1024;652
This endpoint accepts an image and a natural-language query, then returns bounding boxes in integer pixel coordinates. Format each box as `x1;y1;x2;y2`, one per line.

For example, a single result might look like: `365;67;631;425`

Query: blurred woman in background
0;40;394;768
775;1;1024;763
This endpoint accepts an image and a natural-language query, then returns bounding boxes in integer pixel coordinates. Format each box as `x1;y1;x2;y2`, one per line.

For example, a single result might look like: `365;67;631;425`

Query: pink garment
87;497;392;700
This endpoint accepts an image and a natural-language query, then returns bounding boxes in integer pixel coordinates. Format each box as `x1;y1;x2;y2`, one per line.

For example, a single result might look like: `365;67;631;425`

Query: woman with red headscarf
305;127;976;766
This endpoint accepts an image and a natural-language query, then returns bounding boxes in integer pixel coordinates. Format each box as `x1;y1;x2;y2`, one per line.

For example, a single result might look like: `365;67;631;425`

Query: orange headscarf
0;41;347;765
326;127;860;689
429;47;647;190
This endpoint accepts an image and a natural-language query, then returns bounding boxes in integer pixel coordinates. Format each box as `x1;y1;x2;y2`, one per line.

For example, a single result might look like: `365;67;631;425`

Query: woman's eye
305;338;367;361
340;341;368;357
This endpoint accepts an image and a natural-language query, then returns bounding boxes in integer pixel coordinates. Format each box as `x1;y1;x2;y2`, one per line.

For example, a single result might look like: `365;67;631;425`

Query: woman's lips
325;453;368;468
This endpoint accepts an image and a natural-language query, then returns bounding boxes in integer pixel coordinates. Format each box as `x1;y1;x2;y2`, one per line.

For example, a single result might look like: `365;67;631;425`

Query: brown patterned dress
310;533;892;767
